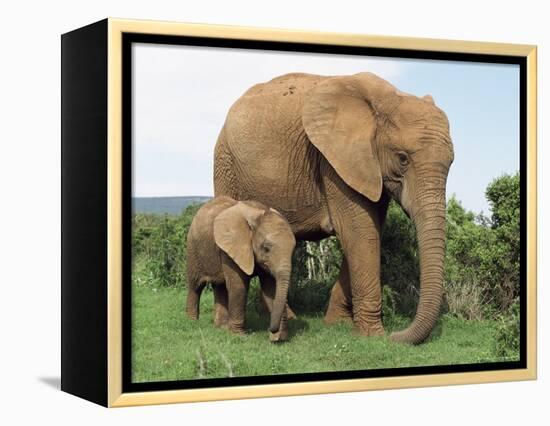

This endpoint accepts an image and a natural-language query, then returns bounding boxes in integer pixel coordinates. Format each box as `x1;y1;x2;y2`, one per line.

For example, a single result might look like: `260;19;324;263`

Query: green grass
132;271;519;383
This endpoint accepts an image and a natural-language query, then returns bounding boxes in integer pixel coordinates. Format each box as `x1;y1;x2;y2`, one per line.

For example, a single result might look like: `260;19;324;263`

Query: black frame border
61;19;109;406
121;33;528;394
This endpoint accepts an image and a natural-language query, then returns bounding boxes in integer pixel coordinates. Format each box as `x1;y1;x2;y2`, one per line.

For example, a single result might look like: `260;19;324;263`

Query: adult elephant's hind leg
186;281;205;320
324;256;353;325
213;284;229;328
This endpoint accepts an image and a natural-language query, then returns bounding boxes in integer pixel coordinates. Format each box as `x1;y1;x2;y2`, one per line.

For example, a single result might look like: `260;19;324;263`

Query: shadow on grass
427;318;444;342
246;312;309;340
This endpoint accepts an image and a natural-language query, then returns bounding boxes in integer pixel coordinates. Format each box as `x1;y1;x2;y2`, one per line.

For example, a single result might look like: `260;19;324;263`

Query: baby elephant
186;196;296;341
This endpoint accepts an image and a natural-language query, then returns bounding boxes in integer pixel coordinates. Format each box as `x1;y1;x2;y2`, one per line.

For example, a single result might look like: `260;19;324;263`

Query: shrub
444;197;496;318
485;173;520;310
148;215;184;287
381;285;402;328
245;277;262;313
132;203;201;287
444;174;520;317
288;238;342;314
493;299;520;360
444;280;488;320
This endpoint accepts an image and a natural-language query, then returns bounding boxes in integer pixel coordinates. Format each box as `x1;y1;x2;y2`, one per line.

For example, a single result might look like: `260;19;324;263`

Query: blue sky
133;44;519;215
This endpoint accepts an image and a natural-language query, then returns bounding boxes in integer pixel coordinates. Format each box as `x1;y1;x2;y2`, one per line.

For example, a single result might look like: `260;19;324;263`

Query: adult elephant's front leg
323;168;386;336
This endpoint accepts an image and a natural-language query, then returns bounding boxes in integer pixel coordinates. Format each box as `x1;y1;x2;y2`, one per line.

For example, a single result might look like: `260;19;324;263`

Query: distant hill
133;196;211;215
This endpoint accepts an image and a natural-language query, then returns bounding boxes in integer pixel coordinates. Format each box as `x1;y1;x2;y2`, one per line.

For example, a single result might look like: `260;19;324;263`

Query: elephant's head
214;202;296;334
302;72;454;344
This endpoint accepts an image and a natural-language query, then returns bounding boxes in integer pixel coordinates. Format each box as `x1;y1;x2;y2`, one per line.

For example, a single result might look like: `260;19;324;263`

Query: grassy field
132;268;518;383
131;177;521;383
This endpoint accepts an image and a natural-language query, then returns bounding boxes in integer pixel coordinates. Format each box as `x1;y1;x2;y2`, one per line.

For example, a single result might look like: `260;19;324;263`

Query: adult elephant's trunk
390;195;446;344
269;272;290;333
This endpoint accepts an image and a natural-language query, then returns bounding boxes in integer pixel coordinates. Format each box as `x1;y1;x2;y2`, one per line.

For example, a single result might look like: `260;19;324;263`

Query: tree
485;173;520;309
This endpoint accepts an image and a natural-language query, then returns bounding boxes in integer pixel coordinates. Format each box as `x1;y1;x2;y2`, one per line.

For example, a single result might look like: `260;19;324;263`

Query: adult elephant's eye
261;242;271;253
397;152;409;167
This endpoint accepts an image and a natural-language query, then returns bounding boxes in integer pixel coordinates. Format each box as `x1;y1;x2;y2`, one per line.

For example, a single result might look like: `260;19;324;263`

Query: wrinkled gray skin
214;72;454;344
186;196;296;341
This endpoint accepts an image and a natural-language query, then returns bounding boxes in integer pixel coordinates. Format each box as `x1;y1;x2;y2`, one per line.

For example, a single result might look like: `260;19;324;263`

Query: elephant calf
186;196;296;342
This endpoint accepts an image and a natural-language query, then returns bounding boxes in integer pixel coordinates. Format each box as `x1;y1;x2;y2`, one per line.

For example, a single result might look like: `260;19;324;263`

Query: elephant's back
241;73;325;99
224;72;325;145
188;196;236;245
222;73;325;194
231;73;325;122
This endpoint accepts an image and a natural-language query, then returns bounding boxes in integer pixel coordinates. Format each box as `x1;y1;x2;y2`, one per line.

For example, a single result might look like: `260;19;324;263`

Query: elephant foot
214;321;229;330
214;316;229;328
286;305;297;320
185;305;199;320
227;322;247;336
213;309;229;328
269;328;288;343
324;314;353;326
352;321;386;337
325;278;353;325
324;305;353;325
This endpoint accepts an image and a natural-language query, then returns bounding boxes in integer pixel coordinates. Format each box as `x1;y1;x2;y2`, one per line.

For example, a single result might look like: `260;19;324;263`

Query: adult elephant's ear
214;202;264;275
302;75;383;202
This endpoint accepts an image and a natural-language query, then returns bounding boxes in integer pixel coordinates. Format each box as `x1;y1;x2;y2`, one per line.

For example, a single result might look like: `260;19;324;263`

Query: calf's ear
214;203;264;275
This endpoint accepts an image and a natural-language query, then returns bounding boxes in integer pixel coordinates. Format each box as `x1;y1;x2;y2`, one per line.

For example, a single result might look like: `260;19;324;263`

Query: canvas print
130;42;521;384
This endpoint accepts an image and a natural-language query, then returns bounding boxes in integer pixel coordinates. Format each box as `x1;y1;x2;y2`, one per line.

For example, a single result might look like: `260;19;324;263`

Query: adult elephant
213;72;454;344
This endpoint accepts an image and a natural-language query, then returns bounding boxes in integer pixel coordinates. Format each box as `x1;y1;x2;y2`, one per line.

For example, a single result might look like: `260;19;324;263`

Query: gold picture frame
61;17;537;407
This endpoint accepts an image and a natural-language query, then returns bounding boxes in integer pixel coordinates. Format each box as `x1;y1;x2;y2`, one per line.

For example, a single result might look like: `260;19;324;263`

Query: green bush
444;173;520;317
485;173;521;310
132;203;200;287
288;239;341;314
381;285;404;329
493;299;520;360
444;197;496;319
